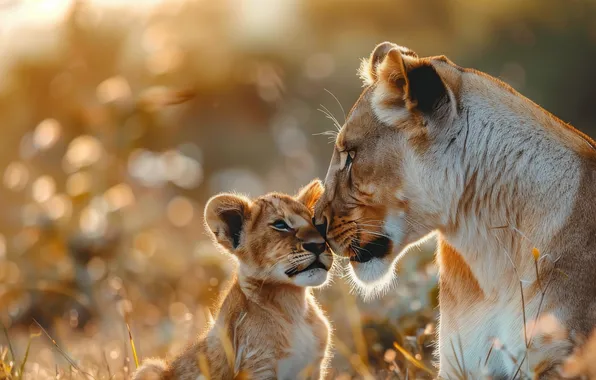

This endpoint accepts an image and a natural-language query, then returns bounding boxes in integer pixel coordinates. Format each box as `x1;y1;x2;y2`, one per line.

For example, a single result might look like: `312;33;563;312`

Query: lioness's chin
293;268;329;287
349;256;395;286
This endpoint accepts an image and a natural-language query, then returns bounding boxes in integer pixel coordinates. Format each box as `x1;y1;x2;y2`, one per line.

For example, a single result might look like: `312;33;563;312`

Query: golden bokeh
0;0;594;379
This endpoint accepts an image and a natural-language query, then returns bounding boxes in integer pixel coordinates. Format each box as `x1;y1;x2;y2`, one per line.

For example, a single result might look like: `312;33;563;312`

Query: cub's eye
345;150;355;169
271;220;291;231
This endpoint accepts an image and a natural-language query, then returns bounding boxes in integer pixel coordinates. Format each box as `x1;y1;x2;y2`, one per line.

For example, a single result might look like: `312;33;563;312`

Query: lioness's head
314;42;478;287
205;179;332;287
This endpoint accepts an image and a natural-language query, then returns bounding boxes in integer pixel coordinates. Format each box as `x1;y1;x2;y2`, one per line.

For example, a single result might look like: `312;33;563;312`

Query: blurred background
1;0;595;378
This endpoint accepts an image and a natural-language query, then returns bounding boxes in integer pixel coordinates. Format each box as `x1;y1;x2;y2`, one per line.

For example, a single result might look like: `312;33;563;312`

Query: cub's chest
277;319;322;380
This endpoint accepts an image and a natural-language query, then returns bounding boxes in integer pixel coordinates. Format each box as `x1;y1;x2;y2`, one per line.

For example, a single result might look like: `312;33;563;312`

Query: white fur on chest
277;319;320;380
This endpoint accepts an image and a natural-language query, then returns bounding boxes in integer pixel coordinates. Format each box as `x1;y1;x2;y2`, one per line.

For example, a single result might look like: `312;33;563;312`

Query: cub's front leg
246;368;276;380
243;359;277;380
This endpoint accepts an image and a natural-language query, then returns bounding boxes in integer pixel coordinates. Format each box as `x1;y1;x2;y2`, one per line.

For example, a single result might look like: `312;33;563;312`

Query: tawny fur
134;180;333;380
314;42;596;379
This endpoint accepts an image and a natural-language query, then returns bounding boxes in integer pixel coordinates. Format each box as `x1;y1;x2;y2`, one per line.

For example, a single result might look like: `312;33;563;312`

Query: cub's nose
303;242;327;256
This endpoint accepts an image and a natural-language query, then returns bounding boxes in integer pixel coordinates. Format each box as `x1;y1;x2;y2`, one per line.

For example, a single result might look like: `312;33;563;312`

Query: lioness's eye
345;150;355;169
271;220;291;231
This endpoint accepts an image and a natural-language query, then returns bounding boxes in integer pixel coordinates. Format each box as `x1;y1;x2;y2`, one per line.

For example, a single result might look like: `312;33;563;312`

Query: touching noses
297;221;328;255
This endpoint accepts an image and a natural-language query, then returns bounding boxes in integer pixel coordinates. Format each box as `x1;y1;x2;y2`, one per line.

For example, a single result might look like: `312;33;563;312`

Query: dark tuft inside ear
204;194;251;252
407;64;448;115
220;209;243;248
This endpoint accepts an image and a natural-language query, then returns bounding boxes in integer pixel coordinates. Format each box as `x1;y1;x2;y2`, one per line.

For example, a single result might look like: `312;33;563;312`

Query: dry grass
1;242;440;379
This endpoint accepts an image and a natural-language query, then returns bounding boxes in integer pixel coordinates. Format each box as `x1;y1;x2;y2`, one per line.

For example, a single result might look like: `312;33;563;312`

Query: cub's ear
204;194;251;252
368;42;455;123
296;179;324;212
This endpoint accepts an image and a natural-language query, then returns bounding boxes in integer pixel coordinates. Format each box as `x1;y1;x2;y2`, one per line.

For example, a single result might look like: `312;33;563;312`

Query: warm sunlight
1;0;595;379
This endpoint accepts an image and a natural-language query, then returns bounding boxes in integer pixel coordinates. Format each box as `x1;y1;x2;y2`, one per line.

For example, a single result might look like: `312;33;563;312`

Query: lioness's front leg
308;355;327;380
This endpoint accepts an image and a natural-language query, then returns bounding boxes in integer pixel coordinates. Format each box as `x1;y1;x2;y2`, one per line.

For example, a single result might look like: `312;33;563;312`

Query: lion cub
133;180;333;380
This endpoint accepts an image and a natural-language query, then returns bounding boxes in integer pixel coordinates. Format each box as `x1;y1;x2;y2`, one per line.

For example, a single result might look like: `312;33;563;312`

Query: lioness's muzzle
350;235;392;263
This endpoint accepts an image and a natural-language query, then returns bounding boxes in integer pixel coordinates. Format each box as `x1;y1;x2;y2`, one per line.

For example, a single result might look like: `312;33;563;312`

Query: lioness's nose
312;216;328;239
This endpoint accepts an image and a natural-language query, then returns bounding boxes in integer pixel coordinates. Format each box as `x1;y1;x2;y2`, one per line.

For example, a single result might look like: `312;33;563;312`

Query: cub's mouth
285;259;328;277
349;235;392;263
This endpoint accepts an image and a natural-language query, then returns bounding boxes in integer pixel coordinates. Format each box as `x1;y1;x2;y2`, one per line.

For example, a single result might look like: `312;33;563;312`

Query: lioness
134;180;332;380
313;42;596;379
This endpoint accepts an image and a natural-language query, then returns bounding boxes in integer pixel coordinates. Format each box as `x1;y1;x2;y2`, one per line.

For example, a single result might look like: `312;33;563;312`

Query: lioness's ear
370;42;454;122
359;42;418;86
204;194;251;251
296;179;324;212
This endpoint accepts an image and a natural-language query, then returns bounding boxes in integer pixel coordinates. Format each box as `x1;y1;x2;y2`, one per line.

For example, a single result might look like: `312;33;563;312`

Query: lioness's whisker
318;105;342;132
350;243;363;261
355;229;392;240
324;88;347;123
313;130;340;144
355;223;386;228
354;217;385;226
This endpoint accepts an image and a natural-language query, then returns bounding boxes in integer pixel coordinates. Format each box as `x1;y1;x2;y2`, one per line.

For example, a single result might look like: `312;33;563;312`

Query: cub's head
314;42;466;288
205;179;332;288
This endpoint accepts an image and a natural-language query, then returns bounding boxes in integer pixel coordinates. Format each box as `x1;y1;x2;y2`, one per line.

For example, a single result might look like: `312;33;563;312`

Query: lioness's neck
413;105;588;293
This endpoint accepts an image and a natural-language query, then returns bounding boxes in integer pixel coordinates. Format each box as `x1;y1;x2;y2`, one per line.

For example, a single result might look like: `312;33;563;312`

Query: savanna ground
1;0;596;379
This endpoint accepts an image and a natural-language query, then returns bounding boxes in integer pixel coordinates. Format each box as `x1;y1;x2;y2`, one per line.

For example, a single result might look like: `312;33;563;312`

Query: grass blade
18;330;41;378
33;319;96;380
197;352;211;380
102;350;112;378
393;341;435;376
126;323;140;369
1;321;15;366
448;339;465;379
